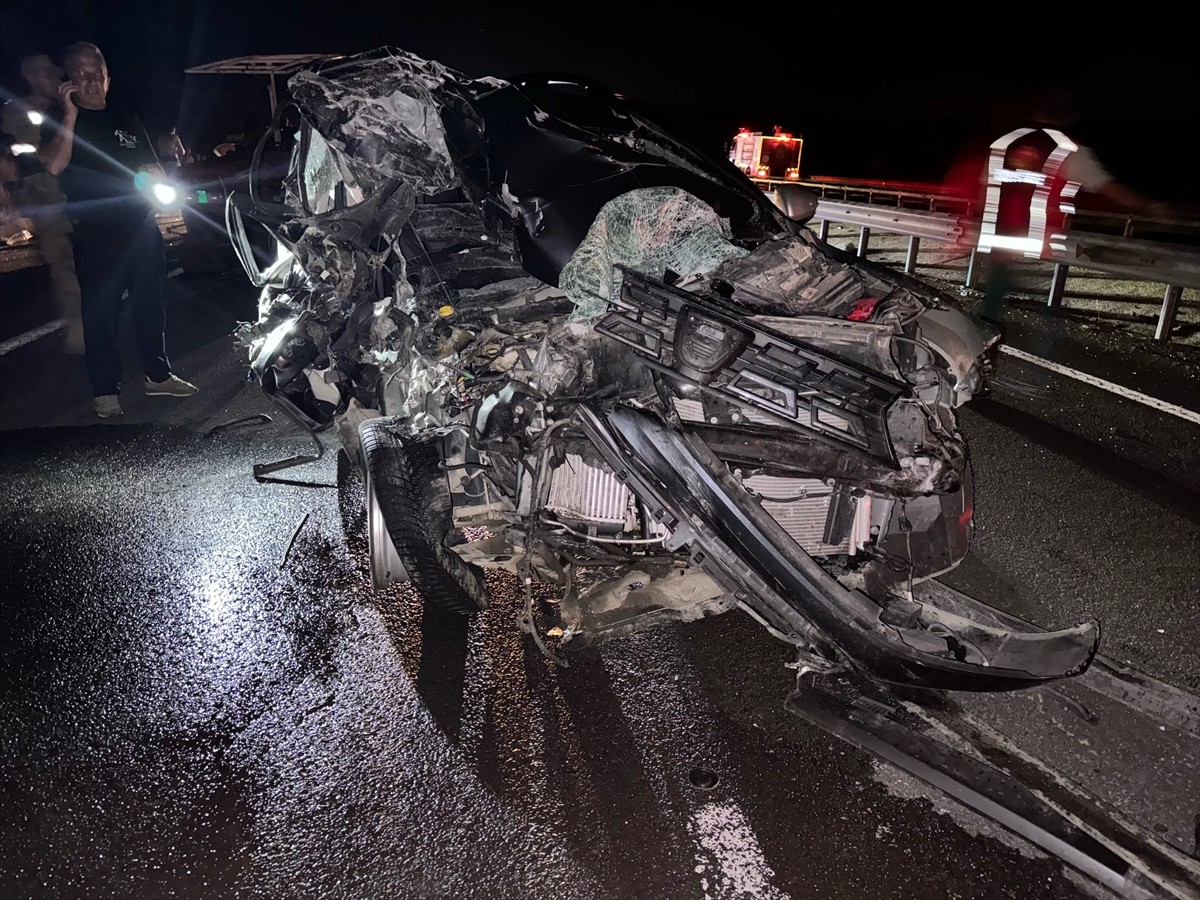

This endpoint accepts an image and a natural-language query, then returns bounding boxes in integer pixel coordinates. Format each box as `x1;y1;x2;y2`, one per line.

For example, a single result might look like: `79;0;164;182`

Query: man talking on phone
40;41;196;418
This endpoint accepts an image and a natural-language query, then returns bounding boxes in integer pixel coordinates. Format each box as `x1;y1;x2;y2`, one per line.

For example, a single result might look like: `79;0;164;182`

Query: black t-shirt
50;100;159;231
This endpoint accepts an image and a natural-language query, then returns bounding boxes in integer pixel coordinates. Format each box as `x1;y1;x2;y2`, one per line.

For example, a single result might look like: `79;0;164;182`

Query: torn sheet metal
289;49;470;194
710;235;867;316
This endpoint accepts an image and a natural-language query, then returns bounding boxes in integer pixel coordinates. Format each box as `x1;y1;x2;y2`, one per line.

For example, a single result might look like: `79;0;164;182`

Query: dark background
4;2;1197;201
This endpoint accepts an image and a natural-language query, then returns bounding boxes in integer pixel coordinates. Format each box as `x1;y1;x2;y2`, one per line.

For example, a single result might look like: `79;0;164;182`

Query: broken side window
302;129;365;215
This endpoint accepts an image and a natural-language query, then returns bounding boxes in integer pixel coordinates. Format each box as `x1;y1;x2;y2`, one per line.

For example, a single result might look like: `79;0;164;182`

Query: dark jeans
981;253;1013;322
73;214;172;397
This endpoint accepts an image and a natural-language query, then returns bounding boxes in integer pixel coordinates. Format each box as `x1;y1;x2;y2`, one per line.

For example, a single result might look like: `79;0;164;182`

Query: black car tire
359;417;489;614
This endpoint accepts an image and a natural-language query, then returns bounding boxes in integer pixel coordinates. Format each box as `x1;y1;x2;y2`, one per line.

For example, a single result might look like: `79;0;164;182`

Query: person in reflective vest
975;88;1170;323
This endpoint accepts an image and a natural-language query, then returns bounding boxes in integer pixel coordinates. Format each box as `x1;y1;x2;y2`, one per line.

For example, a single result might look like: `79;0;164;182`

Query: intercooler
546;428;852;556
546;453;630;533
673;397;851;555
739;473;849;555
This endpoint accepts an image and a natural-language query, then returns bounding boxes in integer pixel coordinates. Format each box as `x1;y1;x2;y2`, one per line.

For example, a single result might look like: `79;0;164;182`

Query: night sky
4;2;1197;200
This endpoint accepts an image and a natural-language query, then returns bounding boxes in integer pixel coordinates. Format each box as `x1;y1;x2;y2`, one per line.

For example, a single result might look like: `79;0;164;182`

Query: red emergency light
731;129;804;181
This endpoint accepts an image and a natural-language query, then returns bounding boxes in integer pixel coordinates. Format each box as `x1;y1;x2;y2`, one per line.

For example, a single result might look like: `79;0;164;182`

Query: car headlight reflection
134;170;183;210
152;182;178;206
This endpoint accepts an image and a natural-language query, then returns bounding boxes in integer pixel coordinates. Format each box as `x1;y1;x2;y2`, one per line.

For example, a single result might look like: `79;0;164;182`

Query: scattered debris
280;511;310;569
253;418;326;479
205;412;272;437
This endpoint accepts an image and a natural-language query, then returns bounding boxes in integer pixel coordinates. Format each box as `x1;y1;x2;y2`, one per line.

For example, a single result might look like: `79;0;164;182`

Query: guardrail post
818;219;829;241
904;236;920;274
1047;263;1069;309
1155;285;1183;342
965;248;980;289
858;226;870;258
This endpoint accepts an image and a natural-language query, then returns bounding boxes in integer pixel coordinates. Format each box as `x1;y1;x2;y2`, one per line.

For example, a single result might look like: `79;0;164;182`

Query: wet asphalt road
1;258;1198;899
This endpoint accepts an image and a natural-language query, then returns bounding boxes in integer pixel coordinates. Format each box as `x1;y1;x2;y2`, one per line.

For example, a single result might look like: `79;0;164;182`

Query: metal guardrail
1045;231;1200;290
813;200;964;244
0;239;45;275
0;212;190;353
0;211;186;275
775;184;1200;343
5;182;1198;344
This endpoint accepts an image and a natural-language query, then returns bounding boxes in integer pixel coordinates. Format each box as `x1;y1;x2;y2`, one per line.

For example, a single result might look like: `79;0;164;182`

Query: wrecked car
225;48;1100;692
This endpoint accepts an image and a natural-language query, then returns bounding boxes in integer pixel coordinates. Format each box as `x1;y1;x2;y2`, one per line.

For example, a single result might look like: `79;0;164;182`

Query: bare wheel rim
366;470;408;591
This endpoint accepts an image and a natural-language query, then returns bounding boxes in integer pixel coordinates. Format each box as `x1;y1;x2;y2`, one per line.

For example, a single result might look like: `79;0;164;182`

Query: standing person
39;41;196;418
0;54;85;353
156;125;188;167
972;86;1171;324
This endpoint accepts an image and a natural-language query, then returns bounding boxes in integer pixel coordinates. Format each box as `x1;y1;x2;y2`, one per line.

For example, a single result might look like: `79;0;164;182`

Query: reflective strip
995;169;1046;185
999;345;1200;425
978;234;1044;254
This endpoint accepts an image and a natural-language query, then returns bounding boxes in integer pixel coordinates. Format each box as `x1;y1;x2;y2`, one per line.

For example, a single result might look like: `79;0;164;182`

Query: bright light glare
256;317;298;363
152;182;178;206
27;111;44;126
11;143;37;155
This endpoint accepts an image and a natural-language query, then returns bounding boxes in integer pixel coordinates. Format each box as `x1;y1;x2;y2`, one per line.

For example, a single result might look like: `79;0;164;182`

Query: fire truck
729;128;803;181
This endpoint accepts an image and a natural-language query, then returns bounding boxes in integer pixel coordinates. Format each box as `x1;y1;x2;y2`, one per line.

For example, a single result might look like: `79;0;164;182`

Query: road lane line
999;344;1200;425
0;319;65;357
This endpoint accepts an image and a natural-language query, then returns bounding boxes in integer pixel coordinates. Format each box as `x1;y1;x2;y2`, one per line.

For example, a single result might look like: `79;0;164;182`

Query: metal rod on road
858;226;870;258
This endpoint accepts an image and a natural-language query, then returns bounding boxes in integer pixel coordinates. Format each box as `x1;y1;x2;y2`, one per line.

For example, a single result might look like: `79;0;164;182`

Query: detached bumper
576;405;1099;692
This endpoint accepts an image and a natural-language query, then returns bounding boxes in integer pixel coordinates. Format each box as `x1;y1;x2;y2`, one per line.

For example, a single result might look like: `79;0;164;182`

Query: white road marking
0;319;65;357
690;800;789;900
999;344;1200;426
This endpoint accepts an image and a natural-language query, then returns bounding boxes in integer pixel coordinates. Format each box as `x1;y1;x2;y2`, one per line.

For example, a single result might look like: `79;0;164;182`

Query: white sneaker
145;374;198;397
94;395;123;418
